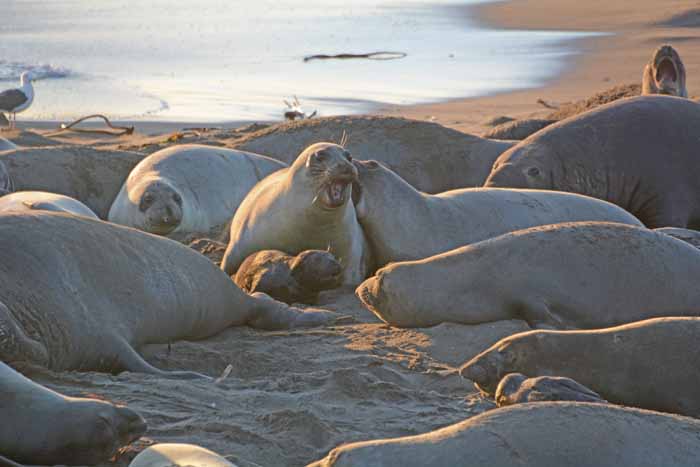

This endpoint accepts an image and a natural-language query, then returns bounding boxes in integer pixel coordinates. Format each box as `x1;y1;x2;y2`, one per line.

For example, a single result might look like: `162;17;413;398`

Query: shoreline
387;0;700;134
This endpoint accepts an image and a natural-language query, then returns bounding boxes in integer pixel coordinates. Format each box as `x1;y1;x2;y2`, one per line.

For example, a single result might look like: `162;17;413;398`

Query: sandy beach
2;1;700;466
389;0;700;134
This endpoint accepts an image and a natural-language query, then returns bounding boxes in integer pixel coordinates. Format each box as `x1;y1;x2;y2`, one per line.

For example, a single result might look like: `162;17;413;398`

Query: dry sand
4;2;700;466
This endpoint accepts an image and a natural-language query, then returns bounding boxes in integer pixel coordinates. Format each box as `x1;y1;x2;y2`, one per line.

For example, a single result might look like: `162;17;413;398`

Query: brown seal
642;45;688;97
234;249;342;304
494;373;606;407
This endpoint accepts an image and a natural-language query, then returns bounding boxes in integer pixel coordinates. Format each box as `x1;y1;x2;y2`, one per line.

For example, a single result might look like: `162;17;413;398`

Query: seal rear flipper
0;302;48;367
112;338;212;380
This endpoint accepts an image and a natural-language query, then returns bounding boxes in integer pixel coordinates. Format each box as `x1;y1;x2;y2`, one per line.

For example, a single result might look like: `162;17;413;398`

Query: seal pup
0;212;338;377
0;191;98;218
307;402;700;467
0;361;146;465
642;45;688;97
356;222;700;329
222;143;371;285
494;373;606;407
129;444;235;467
0;146;145;218
0;160;13;196
234;249;342;304
460;317;700;417
353;159;642;267
108;144;285;239
232;115;515;192
485;96;700;228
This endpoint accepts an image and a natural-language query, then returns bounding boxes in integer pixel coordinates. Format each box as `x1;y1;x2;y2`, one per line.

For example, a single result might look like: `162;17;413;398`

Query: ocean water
0;0;594;122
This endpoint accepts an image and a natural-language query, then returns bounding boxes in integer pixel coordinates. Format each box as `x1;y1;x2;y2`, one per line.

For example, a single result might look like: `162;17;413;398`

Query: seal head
131;179;184;235
644;45;687;97
304;143;357;210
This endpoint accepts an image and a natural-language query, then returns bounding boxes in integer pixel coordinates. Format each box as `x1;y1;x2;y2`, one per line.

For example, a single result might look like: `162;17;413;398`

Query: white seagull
0;72;34;129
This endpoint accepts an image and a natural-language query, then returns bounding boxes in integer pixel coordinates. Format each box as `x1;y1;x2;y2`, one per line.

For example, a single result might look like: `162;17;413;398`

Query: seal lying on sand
642;45;688;97
222;143;371;285
0;146;145;218
0;160;13;196
353;159;642;267
130;444;235;467
234;250;342;304
461;317;700;417
356;222;700;329
0;212;337;377
232;116;515;192
485;96;700;228
109;144;285;239
494;373;606;407
0;191;98;218
0;361;146;465
307;402;700;467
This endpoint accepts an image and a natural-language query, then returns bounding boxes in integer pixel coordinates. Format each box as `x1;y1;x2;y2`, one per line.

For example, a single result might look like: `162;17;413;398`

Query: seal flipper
112;337;212;380
246;292;345;329
517;298;564;329
0;302;49;367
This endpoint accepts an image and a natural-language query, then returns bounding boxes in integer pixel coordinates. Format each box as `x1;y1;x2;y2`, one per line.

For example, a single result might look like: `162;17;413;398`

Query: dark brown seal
485;96;700;228
234;249;343;304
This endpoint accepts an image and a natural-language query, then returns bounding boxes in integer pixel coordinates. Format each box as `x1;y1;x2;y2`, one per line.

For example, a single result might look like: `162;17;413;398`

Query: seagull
0;72;34;129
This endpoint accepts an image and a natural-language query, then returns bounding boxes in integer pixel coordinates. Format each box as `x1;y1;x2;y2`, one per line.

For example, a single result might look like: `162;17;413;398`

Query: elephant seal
655;227;700;249
129;444;235;467
0;146;145;218
460;317;700;417
484;96;700;228
642;45;688;97
356;222;700;329
222;143;371;285
0;361;146;465
353;159;642;267
484;118;555;140
108;144;285;239
0;212;338;377
234;250;342;304
0;191;98;218
232;116;515;192
0;138;16;152
0;160;12;196
307;402;700;467
494;373;606;407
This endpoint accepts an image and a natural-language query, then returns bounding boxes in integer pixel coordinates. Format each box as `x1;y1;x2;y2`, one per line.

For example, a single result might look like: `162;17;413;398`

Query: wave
0;61;73;81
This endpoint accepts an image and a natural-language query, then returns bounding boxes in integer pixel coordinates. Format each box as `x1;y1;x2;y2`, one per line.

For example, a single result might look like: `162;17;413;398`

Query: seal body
129;443;236;467
0;146;144;218
0;137;16;152
484;96;700;228
234;249;342;304
0;191;98;218
353;160;642;267
642;45;688;97
0;361;146;465
307;402;700;467
494;373;606;407
0;160;13;196
460;317;700;417
233;116;514;192
108;144;285;239
356;222;700;328
222;143;371;285
655;227;700;249
0;212;337;376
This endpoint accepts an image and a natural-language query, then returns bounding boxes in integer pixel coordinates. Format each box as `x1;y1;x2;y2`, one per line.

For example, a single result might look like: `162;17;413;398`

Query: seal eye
343;150;352;162
139;193;154;211
173;193;182;204
526;167;541;177
314;150;329;162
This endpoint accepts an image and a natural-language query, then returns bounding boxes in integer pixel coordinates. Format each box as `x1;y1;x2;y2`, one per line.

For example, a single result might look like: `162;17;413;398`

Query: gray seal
0;212;338;377
0;361;146;465
0;191;98;218
307;402;700;467
642;45;688;97
485;96;700;228
356;222;700;328
460;317;700;418
129;443;235;467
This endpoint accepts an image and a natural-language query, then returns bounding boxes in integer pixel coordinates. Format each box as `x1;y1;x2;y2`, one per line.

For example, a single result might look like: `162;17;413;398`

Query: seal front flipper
246;292;344;329
112;337;212;380
0;302;48;367
515;298;563;329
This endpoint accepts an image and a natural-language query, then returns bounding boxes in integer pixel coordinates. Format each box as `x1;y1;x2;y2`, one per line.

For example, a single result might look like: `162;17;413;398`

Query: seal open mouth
317;175;355;209
656;57;678;85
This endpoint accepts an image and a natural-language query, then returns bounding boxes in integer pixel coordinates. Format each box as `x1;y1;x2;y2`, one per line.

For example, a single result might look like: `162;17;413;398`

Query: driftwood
303;51;407;62
48;114;134;137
